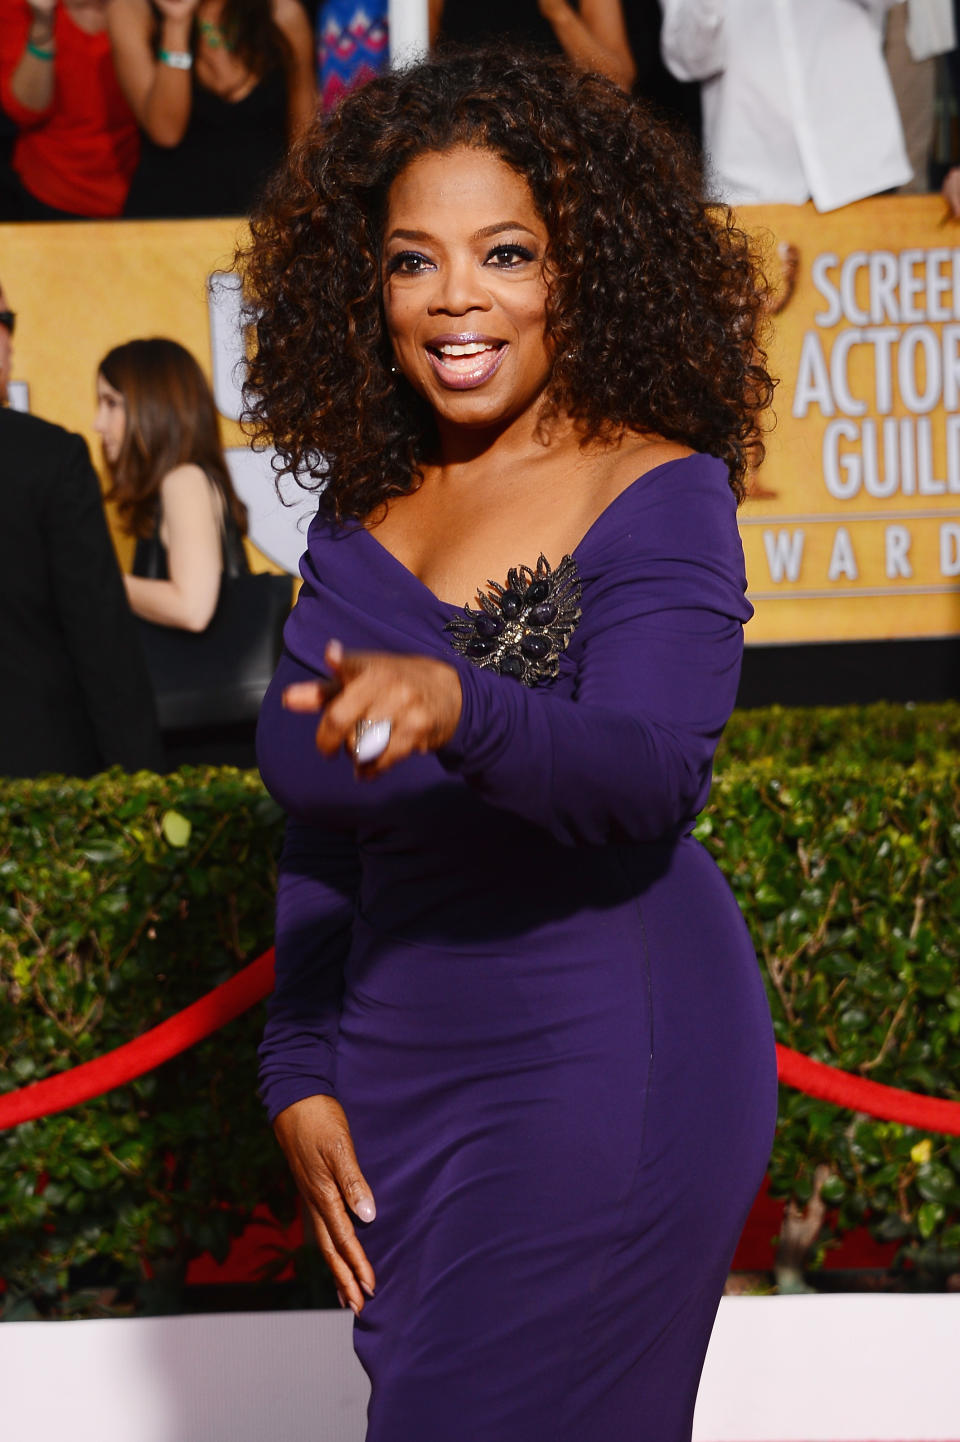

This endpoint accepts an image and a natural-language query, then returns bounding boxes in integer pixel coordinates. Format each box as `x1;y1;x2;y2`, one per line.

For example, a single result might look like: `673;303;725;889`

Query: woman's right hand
273;1094;377;1314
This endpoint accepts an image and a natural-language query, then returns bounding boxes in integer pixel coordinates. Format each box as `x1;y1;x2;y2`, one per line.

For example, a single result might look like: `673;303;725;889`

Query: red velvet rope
2;948;960;1135
0;950;275;1130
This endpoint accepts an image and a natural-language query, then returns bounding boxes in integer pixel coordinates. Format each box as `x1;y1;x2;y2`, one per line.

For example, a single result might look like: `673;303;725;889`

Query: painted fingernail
355;1197;376;1223
336;1288;346;1309
327;638;344;663
349;1299;361;1316
360;1281;375;1298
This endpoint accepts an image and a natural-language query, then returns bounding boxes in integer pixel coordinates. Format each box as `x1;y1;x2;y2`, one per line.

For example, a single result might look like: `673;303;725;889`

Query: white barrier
3;1295;959;1441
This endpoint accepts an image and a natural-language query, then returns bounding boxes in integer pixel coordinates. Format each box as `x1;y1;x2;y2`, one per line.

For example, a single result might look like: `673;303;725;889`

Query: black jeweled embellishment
444;553;582;686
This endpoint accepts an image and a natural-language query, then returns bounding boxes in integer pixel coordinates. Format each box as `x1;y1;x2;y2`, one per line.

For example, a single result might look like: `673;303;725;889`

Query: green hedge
717;700;960;768
0;770;291;1318
2;704;959;1315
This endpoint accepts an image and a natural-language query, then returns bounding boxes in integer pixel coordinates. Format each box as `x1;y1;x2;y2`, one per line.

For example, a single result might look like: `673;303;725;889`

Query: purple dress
257;454;777;1442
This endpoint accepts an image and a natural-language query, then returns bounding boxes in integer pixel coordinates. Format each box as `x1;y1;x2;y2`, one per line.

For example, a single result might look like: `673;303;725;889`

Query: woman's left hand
283;640;463;776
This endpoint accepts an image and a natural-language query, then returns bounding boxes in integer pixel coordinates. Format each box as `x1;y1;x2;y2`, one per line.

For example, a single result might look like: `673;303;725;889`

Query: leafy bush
0;769;292;1318
1;704;959;1315
699;755;960;1282
717;700;960;768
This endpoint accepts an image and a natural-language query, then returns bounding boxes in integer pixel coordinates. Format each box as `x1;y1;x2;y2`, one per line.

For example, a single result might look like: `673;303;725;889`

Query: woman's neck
431;399;570;477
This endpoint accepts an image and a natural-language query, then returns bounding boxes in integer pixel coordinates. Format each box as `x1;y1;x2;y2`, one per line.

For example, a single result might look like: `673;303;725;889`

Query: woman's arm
5;0;57;116
659;0;725;83
124;463;223;630
286;459;751;848
274;0;317;139
539;0;635;90
259;820;360;1118
260;820;376;1316
106;0;199;147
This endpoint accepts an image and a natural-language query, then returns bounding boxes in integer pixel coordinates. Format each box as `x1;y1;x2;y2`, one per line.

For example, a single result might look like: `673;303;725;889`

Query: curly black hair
237;47;774;516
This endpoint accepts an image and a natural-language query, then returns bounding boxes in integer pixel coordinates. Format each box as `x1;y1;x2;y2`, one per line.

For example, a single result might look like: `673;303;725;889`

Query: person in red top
0;0;140;219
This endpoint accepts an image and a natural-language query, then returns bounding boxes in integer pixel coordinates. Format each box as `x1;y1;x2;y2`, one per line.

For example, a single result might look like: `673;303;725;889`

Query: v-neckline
354;456;692;610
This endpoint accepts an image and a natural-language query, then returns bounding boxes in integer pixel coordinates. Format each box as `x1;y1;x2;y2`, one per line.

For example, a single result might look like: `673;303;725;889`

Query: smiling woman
237;48;777;1442
381;149;551;429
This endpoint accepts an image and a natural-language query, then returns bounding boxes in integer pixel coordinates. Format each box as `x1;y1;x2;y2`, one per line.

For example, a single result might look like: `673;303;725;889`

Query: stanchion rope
2;949;960;1135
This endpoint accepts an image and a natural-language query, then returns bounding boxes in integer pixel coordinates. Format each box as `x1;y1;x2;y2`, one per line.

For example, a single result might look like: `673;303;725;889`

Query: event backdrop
2;196;959;643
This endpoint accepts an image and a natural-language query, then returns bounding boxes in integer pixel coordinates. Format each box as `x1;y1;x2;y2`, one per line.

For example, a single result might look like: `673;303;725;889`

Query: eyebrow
385;221;539;243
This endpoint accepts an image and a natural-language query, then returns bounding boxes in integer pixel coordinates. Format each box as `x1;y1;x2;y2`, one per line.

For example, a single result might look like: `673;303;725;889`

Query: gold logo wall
3;200;960;639
743;195;960;644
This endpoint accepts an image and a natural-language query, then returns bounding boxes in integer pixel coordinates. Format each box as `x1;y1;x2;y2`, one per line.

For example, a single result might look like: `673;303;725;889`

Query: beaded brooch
445;554;582;686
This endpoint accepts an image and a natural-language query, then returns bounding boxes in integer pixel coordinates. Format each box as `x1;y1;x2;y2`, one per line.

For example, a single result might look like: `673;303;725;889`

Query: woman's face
94;373;127;465
381;146;552;436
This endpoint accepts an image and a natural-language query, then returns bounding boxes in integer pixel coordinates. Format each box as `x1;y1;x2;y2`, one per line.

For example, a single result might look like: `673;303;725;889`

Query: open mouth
425;336;507;390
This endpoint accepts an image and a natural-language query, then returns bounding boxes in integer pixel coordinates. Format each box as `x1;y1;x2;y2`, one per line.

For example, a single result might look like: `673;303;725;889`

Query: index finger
282;678;341;711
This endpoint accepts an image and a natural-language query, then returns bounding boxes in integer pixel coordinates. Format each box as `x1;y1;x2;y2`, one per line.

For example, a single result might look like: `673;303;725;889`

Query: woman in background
94;336;248;630
107;0;315;218
431;0;635;90
0;0;139;219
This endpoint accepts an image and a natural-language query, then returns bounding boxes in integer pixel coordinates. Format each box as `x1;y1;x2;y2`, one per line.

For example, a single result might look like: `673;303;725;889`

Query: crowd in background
0;1;959;222
3;0;960;781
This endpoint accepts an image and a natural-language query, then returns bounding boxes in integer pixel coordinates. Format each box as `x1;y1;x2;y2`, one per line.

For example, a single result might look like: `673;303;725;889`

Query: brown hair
237;47;775;519
99;337;248;541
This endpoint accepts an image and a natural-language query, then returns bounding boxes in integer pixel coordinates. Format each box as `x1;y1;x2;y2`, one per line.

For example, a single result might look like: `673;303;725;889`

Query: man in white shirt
660;0;912;211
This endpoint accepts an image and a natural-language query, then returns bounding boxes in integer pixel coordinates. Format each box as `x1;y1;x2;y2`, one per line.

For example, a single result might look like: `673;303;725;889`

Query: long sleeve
45;434;164;773
437;458;750;848
258;820;361;1121
660;0;726;81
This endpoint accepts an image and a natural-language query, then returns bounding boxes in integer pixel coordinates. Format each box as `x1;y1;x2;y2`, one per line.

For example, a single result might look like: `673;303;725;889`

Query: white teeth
437;342;495;357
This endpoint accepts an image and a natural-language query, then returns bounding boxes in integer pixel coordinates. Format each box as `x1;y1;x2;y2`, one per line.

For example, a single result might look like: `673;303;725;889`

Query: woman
95;337;247;631
431;0;636;90
0;281;162;778
242;50;778;1441
0;0;139;219
107;0;315;218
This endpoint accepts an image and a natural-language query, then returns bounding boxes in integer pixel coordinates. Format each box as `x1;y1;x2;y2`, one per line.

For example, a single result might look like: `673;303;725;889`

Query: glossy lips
425;333;507;390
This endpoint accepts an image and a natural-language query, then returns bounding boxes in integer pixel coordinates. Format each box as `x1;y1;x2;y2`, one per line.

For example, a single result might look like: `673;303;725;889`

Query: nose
427;255;491;318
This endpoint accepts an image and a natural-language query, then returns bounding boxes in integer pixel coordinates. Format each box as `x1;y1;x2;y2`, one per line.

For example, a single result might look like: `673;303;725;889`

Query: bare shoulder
591;434;696;508
160;465;220;513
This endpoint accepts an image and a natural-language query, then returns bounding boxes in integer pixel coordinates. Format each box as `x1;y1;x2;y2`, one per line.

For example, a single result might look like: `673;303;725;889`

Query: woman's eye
387;251;433;276
485;244;536;268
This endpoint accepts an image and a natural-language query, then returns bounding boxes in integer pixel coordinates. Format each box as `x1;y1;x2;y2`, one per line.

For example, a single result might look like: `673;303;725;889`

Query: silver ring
353;718;392;764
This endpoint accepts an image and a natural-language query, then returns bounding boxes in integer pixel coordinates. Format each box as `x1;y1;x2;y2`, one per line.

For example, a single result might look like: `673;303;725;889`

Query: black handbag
134;514;292;730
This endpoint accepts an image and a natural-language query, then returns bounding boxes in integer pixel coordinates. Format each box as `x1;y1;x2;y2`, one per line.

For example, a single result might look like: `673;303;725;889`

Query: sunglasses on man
0;311;15;335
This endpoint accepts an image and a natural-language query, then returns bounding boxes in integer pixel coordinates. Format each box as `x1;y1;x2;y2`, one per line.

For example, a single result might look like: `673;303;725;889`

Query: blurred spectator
0;279;162;778
940;0;960;214
884;0;955;193
108;0;316;219
316;0;387;110
949;0;960;104
661;0;912;210
0;0;140;220
94;337;249;631
431;0;636;91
